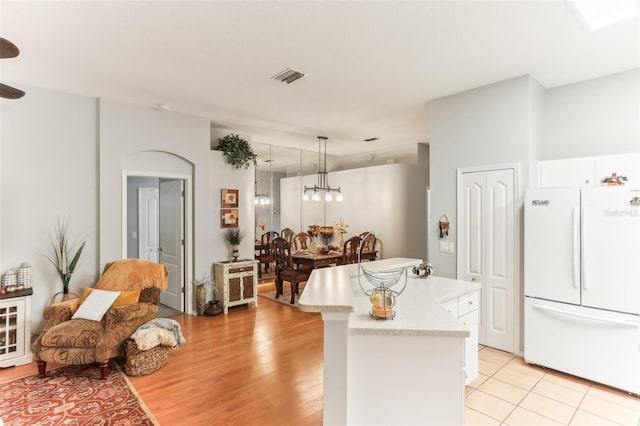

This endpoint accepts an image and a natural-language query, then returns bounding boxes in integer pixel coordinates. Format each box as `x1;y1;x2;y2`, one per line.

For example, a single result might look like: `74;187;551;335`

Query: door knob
471;277;476;281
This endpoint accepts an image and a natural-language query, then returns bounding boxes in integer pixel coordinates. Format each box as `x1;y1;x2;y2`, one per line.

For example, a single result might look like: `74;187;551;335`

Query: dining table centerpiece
319;226;334;245
334;219;349;246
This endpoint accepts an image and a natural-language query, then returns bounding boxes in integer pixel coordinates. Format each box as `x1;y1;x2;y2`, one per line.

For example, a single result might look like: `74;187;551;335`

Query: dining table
291;249;377;270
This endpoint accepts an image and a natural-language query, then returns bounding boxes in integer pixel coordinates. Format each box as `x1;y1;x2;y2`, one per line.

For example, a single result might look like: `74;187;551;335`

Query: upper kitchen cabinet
535;152;639;188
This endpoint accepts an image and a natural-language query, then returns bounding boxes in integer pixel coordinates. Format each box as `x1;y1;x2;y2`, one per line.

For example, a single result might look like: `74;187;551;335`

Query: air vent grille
272;68;307;84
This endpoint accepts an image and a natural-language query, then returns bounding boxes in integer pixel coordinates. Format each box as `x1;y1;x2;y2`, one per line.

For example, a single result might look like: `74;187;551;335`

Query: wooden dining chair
281;227;295;246
359;231;377;251
272;237;311;304
359;231;378;261
255;231;279;278
342;236;363;265
293;232;312;251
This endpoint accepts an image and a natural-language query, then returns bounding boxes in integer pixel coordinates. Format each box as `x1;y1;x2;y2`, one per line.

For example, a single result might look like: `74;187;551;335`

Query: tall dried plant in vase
47;217;85;298
224;228;245;261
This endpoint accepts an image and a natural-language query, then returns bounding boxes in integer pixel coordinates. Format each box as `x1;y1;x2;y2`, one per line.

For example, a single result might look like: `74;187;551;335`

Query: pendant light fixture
303;136;343;202
254;183;271;206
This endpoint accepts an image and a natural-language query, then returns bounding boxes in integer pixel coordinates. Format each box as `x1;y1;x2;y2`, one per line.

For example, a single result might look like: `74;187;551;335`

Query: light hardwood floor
2;294;324;425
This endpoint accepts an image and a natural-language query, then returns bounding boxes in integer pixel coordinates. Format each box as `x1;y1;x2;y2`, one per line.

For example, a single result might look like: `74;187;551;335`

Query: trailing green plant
215;134;257;169
224;228;245;246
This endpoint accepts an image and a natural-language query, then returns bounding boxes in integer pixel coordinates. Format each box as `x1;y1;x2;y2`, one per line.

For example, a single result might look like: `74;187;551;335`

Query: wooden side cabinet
213;260;259;314
0;288;33;368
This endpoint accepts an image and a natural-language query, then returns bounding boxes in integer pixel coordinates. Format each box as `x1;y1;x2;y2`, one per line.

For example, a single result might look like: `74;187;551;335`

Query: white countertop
298;258;481;337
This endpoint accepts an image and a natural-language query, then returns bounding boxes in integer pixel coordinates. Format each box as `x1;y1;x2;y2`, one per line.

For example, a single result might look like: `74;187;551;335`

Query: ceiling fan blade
0;37;20;59
0;83;25;99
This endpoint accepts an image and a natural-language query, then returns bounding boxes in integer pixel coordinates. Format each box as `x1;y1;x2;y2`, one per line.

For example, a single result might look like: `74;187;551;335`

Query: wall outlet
439;241;454;253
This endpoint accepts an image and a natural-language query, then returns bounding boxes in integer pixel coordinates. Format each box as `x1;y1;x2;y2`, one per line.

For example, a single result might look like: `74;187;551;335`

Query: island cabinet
298;258;481;426
213;260;259;314
441;290;479;386
0;288;33;368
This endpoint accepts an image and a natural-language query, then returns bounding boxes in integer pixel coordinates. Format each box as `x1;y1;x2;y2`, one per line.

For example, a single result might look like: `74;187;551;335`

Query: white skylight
570;0;639;30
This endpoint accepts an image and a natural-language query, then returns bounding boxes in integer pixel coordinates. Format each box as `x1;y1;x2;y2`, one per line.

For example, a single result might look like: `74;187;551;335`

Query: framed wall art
221;189;239;208
221;209;239;228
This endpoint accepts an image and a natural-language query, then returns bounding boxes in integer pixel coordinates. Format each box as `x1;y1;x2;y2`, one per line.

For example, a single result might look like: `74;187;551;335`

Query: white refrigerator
524;186;640;395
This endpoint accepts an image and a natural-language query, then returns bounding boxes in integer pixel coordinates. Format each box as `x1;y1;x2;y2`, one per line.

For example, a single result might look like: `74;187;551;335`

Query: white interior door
458;168;515;352
159;179;184;311
138;187;160;262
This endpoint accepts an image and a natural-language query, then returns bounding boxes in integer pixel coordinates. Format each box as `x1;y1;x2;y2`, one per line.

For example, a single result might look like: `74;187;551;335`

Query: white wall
543;69;640;159
1;86;100;331
99;99;254;308
1;89;254;331
429;75;536;278
280;163;427;261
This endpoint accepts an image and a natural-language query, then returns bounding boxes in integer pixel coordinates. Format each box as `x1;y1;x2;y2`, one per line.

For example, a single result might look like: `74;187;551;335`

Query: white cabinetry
441;290;479;386
0;289;32;368
213;260;259;314
537;153;639;188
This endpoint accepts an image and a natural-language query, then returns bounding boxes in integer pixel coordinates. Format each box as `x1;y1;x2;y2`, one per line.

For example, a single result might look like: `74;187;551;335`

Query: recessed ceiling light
570;0;639;30
363;137;379;142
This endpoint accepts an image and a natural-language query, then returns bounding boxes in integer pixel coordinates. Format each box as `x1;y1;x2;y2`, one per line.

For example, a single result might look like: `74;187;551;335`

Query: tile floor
465;346;640;425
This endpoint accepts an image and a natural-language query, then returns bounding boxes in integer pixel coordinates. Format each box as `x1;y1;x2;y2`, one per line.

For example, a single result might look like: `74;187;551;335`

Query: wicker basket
124;339;169;376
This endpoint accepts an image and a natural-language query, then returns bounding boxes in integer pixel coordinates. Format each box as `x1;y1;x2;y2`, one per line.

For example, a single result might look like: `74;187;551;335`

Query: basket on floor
124;339;169;376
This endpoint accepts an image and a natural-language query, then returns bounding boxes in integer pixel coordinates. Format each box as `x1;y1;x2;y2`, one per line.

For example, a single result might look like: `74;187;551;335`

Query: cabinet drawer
229;266;254;274
441;299;458;318
458;292;479;316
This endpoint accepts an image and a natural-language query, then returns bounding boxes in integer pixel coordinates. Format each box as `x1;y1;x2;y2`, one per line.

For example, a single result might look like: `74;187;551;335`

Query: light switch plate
439;241;454;253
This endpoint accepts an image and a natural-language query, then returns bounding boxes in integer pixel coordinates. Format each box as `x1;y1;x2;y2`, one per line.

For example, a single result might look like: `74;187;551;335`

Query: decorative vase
50;288;81;305
231;245;240;262
195;283;206;315
205;300;223;316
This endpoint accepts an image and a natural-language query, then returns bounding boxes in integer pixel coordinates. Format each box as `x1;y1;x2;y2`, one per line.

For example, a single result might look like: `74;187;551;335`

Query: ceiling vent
272;68;307;84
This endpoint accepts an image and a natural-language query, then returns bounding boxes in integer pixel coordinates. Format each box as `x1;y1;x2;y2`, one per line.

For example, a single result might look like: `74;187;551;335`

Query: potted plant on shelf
224;228;245;262
215;134;257;169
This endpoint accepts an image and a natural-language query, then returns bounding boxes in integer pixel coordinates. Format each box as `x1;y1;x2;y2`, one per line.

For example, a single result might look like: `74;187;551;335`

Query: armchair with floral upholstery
32;259;168;379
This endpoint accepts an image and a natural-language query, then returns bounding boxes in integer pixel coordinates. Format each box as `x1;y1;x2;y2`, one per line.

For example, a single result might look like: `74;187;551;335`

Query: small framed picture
221;189;239;208
221;209;239;228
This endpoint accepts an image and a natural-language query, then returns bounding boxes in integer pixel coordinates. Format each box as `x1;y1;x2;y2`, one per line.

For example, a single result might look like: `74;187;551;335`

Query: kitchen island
298;258;481;426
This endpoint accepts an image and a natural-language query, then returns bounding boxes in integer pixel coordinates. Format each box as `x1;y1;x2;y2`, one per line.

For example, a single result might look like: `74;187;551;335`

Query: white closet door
459;172;485;283
458;168;515;352
484;169;514;352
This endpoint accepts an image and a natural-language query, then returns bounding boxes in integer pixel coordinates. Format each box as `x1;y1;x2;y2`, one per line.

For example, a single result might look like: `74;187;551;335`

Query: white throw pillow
71;289;121;321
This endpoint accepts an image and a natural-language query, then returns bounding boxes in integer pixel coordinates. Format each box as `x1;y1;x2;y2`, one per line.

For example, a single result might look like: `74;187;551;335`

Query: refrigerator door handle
581;207;588;290
532;303;638;327
572;207;580;289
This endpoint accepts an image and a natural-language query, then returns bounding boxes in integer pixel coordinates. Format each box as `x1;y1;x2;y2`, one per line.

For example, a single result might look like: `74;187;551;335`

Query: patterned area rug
258;283;306;308
0;364;157;425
